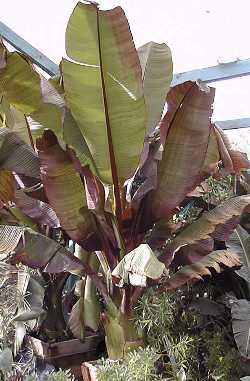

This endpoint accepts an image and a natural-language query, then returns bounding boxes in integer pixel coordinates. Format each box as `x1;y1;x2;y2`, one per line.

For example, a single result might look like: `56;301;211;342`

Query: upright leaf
138;41;173;132
152;82;216;221
63;2;146;184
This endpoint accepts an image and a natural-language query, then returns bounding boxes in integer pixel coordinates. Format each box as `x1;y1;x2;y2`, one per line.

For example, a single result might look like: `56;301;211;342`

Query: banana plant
0;2;250;361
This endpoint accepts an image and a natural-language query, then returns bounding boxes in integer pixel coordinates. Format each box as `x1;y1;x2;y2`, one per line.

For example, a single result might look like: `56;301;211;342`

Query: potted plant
0;1;250;379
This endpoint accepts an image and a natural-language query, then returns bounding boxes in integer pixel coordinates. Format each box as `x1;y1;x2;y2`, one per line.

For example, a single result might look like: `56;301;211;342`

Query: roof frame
0;20;249;130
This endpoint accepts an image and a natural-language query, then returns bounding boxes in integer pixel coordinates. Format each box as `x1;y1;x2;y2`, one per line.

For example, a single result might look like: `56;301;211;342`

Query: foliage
95;347;161;381
202;175;234;205
0;0;249;366
24;369;75;381
134;285;243;380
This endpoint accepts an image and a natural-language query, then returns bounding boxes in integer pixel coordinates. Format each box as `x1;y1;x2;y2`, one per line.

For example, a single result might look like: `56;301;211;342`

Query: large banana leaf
137;41;173;133
152;82;216;221
36;130;100;250
161;195;250;266
0;45;100;175
163;249;240;290
227;225;250;285
63;2;146;184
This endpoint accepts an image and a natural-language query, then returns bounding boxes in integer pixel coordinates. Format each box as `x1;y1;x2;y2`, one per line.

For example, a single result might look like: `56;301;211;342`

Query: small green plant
202;175;234;205
134;285;243;380
95;347;162;381
24;369;75;381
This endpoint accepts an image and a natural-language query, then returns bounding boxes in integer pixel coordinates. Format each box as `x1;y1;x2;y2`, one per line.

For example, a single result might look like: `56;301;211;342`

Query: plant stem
24;115;35;150
95;5;123;232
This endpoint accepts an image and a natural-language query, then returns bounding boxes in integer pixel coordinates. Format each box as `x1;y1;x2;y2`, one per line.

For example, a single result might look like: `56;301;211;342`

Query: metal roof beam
0;21;60;76
1;20;250;84
171;59;250;86
215;118;250;130
0;21;249;131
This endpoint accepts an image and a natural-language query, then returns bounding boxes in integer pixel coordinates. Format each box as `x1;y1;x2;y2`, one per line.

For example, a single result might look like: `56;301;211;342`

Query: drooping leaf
152;82;216;221
161;195;250;266
112;243;167;287
227;225;250;285
15;189;60;228
138;41;173;132
163;249;240;290
0;97;31;145
0;52;41;114
0;52;65;138
0;225;85;274
0;50;96;172
214;126;250;173
0;128;40;178
63;2;146;184
37;130;100;250
231;299;250;358
173;238;214;266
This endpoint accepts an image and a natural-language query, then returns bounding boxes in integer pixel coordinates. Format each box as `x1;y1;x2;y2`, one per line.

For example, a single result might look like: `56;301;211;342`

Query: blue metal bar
215;118;250;130
0;21;60;76
171;59;250;86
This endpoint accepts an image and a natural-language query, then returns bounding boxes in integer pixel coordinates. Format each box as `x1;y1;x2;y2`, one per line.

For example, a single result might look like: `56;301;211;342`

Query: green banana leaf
63;2;146;184
138;41;173;133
